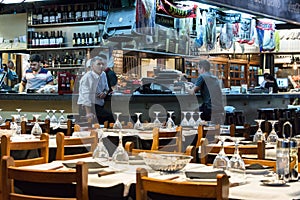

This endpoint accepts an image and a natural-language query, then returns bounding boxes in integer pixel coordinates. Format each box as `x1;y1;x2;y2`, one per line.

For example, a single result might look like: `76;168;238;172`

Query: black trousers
94;104;115;124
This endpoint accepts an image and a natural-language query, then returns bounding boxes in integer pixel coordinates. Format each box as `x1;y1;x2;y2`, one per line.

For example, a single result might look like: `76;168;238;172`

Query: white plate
246;168;271;175
261;179;286;186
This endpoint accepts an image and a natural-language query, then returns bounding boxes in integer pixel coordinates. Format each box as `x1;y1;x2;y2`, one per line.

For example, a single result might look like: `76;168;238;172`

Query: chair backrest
200;138;266;165
136;167;229;200
0;121;10;129
125;141;196;163
56;130;98;160
243;158;276;172
151;127;182;152
21;119;50;135
1;156;88;200
196;124;221;147
1;133;49;167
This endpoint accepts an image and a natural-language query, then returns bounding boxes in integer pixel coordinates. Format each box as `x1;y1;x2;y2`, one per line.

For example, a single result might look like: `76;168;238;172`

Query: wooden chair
136;167;229;200
1;156;88;200
21;119;51;135
125;141;196;163
196;124;221;148
243;158;276;172
1;133;49;167
55;130;98;160
200;138;266;165
151;126;183;152
0;121;10;129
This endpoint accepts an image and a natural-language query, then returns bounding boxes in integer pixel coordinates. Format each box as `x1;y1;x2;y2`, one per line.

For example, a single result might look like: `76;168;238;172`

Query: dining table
16;156;300;200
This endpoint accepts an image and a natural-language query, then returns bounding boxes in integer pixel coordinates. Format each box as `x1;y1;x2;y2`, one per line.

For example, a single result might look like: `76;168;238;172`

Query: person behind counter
187;60;224;123
77;54;114;124
18;54;54;93
263;73;279;93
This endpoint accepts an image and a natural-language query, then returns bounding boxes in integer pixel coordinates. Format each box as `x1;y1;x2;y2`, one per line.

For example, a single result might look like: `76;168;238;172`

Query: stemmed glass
213;135;230;170
134;112;143;130
113;112;122;130
166;111;176;130
111;131;129;169
15;108;22;124
93;129;109;162
180;111;189;127
267;120;279;144
153;111;161;128
253;119;265;143
45;109;51;121
188;111;196;127
50;110;58;124
0;109;3;125
10;114;21;136
31;114;42;136
229;137;246;183
58;110;65;124
195;111;203;126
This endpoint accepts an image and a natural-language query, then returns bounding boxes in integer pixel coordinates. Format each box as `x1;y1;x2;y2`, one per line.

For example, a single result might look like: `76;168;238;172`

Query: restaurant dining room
1;0;300;200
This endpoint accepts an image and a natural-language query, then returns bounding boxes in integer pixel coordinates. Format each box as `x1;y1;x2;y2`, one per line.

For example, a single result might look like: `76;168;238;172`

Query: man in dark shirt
188;60;224;124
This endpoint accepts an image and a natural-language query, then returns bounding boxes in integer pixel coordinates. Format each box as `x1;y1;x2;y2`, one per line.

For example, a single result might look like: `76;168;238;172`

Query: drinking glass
253;119;265;143
180;111;189;127
31;114;42;136
213;135;230;170
166;111;176;130
45;109;51;121
267;120;279;144
10;114;21;136
229;137;246;183
153;111;161;128
50;110;58;124
93;129;109;162
58;110;65;123
111;132;129;169
15;108;22;124
134;112;143;130
188;111;196;127
195;111;203;126
113;112;122;130
0;109;4;125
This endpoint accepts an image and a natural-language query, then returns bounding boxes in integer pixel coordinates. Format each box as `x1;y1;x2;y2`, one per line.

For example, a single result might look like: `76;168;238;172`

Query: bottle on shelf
42;7;49;24
56;5;62;23
44;31;50;48
75;4;82;22
65;76;70;91
88;3;95;21
49;31;56;48
32;9;37;25
85;32;89;46
95;1;102;21
81;32;86;46
68;5;75;22
77;33;82;46
94;31;99;45
73;33;77;47
81;4;88;21
37;8;43;24
58;31;64;47
62;5;68;23
63;52;70;64
60;76;66;90
70;76;75;92
49;6;56;24
88;32;93;46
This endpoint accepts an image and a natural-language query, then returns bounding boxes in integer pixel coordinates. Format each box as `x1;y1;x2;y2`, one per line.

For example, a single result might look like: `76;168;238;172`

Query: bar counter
0;92;299;124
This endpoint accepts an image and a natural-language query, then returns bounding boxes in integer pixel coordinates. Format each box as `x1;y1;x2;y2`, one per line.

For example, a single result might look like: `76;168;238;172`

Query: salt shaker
289;138;298;181
276;139;290;182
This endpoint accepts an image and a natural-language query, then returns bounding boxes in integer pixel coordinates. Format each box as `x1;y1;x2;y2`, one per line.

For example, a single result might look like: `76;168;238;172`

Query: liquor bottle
72;33;77;47
65;76;70;91
59;31;64;47
56;5;62;23
44;31;49;48
81;4;88;21
75;4;82;22
77;33;82;46
49;31;56;47
27;30;33;47
88;32;93;46
63;52;70;64
77;51;83;65
85;32;89;46
37;8;43;24
81;33;86;46
48;54;53;67
68;53;73;65
35;32;40;48
62;5;68;23
42;8;49;24
94;31;99;45
32;9;37;25
40;32;45;48
68;5;75;22
88;3;95;21
94;0;102;21
30;31;35;48
70;76;75;92
61;76;66;91
49;6;56;23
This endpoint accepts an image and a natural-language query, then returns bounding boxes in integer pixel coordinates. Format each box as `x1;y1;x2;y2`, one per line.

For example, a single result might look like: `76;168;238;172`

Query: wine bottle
81;33;86;46
66;76;70;91
56;5;62;23
32;9;37;25
95;1;102;21
81;4;88;21
49;6;56;24
37;8;43;24
75;4;82;22
77;33;82;46
68;5;75;22
42;8;49;24
94;31;99;45
72;33;77;47
88;32;93;46
62;5;68;23
88;3;95;21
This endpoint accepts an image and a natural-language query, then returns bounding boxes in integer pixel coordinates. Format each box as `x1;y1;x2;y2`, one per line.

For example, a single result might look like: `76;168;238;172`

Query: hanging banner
202;0;300;24
210;8;241;24
157;0;198;18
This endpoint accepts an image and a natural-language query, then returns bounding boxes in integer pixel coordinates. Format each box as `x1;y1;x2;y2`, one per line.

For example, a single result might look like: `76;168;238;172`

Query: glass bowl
140;153;192;172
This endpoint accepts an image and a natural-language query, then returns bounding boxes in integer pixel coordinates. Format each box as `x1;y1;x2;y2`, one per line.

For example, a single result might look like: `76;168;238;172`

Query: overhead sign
200;0;300;24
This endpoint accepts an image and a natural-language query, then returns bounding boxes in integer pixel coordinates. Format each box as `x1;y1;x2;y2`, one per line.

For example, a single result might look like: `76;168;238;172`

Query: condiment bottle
276;139;290;182
289;138;298;181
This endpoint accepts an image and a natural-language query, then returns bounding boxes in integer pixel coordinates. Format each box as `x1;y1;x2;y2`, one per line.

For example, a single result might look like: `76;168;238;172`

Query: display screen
257;75;264;86
277;78;289;88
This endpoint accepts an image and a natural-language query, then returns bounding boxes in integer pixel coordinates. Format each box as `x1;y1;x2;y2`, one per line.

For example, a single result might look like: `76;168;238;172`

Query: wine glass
45;109;51;121
0;109;4;125
153;111;161;128
195;111;203;126
113;112;122;130
111;132;129;169
10;114;21;136
134;112;143;130
213;135;230;170
166;111;176;130
93;129;109;162
253;119;265;143
180;111;189;127
188;111;196;127
229;137;246;183
15;108;22;124
31;114;42;136
267;120;279;144
50;110;58;124
58;110;65;123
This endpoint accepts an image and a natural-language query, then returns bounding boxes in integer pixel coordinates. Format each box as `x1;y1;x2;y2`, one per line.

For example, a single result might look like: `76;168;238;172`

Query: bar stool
257;108;278;134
